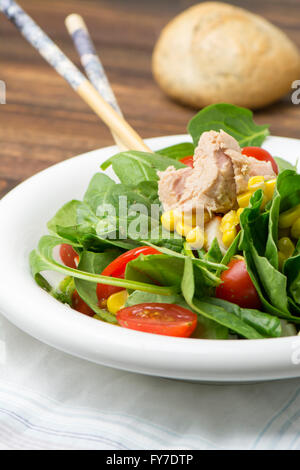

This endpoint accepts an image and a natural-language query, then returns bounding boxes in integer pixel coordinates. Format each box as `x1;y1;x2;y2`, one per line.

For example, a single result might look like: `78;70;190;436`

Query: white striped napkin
0;314;300;450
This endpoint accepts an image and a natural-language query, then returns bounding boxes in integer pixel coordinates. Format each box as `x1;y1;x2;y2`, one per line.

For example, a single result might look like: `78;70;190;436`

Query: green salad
30;104;300;340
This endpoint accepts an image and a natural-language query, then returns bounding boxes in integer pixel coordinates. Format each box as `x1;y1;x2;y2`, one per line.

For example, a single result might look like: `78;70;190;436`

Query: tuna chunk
158;130;275;214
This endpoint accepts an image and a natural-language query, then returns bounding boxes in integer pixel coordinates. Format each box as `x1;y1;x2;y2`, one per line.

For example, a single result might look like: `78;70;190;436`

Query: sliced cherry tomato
116;303;197;337
72;290;95;317
179;155;194;167
242;146;278;174
216;259;261;309
96;246;161;302
60;244;78;269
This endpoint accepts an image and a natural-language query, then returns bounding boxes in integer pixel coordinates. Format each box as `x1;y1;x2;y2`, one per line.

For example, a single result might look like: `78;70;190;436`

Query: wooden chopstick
65;14;127;150
0;0;152;153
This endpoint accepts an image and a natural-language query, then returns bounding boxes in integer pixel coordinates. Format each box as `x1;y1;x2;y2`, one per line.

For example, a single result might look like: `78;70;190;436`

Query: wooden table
1;0;300;198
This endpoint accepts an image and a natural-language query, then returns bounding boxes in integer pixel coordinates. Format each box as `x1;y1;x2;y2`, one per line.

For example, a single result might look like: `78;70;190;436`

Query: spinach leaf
141;241;226;287
274;157;298;174
205;237;223;264
239;193;300;322
265;187;280;269
284;251;300;305
158;142;194;160
56;224;138;251
239;191;290;315
187;103;269;148
126;290;228;339
34;273;75;305
47;200;83;234
218;232;241;274
204;297;281;338
101;151;185;186
277;169;300;213
83;173;116;213
29;236;178;296
75;251;119;323
125;254;202;294
181;257;264;339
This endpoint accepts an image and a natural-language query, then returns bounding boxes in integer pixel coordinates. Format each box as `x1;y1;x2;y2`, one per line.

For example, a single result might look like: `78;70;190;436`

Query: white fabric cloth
0;313;300;450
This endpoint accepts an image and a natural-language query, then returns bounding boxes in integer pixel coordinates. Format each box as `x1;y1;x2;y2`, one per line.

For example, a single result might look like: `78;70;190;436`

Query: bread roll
152;2;300;109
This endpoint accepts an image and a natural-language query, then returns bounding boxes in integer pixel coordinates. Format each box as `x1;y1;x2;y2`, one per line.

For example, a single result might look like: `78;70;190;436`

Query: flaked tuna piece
158;130;276;214
157;166;193;212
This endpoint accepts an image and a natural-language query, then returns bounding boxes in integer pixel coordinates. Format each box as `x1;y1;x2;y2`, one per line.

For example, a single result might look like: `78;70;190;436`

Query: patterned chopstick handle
66;14;122;116
0;0;85;90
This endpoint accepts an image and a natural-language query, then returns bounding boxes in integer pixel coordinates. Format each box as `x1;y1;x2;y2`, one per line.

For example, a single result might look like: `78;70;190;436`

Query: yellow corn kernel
278;237;295;258
186;226;206;249
248;176;265;192
161;210;178;232
233;255;245;261
291;218;300;239
176;221;193;237
279;204;300;228
222;227;237;248
237;208;244;220
220;210;238;231
175;209;211;228
278;251;287;271
264;178;277;201
107;290;128;315
237;191;252;208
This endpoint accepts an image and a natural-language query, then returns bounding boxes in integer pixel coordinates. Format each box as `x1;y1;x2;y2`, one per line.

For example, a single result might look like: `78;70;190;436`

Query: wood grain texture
0;0;300;198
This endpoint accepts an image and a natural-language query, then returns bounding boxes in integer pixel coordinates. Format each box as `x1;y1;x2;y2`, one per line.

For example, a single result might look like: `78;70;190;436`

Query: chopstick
0;0;152;153
65;14;122;116
65;13;126;150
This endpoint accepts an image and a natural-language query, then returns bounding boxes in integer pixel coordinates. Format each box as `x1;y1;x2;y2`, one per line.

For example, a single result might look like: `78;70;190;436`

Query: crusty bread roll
152;2;300;109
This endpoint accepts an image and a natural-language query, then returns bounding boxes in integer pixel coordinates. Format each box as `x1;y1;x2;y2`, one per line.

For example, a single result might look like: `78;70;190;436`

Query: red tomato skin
179;155;194;167
72;291;95;317
116;303;198;338
96;246;160;301
60;244;78;269
242;147;278;174
216;259;261;309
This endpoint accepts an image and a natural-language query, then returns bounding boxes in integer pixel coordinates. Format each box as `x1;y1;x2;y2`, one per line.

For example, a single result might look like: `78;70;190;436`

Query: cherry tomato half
242;147;278;175
72;290;95;317
216;259;261;309
60;244;78;269
96;246;161;302
179;155;194;167
116;303;198;337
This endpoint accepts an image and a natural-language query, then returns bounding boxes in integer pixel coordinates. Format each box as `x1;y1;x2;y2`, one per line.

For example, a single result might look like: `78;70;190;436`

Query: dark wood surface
1;0;300;198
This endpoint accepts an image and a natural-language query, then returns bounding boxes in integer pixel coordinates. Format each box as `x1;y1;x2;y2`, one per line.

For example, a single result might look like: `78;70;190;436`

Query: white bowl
0;134;300;383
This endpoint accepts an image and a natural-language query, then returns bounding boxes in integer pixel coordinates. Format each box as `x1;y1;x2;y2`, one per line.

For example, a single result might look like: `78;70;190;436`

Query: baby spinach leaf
284;251;300;305
101;151;185;186
83;173;116;213
181;257;264;339
218;232;241;275
75;251;119;323
277;169;300;212
239;191;291;316
187;103;269;148
205;238;223;264
56;225;138;251
141;241;225;287
30;236;178;296
274;157;298;174
265;188;280;269
158;142;194;160
203;297;281;338
126;290;228;339
47;200;83;234
34;273;75;305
